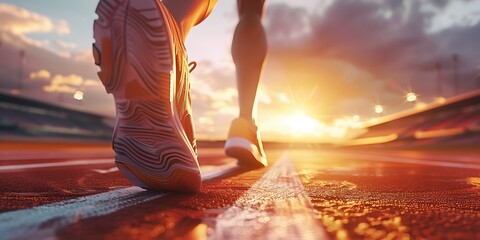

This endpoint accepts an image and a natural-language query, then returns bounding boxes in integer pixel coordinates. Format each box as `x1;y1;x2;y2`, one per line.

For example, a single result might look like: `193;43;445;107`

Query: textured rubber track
93;0;201;192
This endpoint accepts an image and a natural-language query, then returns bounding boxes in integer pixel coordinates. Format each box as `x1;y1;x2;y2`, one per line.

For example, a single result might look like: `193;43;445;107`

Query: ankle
238;116;256;126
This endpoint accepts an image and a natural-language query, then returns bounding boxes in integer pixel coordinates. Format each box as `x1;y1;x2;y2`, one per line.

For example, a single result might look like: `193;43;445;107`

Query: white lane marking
0;163;240;240
1;158;239;173
0;187;164;240
211;153;329;240
0;150;113;161
338;151;480;169
200;162;238;179
0;159;113;171
201;163;239;180
0;151;221;161
92;167;118;174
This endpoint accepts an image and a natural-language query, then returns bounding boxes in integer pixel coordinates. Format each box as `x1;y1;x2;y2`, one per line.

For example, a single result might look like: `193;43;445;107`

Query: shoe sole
225;138;268;168
93;0;201;192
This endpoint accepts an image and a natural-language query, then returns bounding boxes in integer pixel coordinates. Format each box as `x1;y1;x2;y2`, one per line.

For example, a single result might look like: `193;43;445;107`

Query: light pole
476;71;480;89
452;54;459;96
435;62;442;98
0;41;2;88
18;49;26;91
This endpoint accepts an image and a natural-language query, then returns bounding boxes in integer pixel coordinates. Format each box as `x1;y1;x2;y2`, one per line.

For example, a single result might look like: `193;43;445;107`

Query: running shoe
224;118;268;167
93;0;200;192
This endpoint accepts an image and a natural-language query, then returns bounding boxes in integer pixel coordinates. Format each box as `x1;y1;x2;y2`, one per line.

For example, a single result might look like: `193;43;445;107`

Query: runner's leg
224;0;268;168
163;0;217;39
232;0;267;124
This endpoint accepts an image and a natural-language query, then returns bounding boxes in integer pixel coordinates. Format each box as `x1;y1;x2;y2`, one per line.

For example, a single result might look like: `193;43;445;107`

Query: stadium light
406;92;417;102
73;90;84;101
374;104;384;114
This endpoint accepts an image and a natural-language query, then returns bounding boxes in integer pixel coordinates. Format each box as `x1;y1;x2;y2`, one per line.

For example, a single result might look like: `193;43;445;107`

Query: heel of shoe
225;138;268;168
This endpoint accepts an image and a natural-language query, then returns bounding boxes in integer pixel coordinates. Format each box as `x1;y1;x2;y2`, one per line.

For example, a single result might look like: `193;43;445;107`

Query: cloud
257;87;272;104
190;61;238;116
0;3;53;35
0;3;70;36
43;84;76;93
264;4;310;43
49;42;93;62
17;34;50;48
55;51;72;59
83;79;101;87
427;0;480;33
43;74;82;93
55;40;76;49
72;49;94;63
264;0;480;120
188;61;241;138
0;3;79;61
0;29;113;117
0;3;77;62
42;74;101;93
29;69;51;80
55;19;70;35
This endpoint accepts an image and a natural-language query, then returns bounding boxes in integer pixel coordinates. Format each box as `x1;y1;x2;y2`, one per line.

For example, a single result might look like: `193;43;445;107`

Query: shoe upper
227;117;266;158
166;12;197;155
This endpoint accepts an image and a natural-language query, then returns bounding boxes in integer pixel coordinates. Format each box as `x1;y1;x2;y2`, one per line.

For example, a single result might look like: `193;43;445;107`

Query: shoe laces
188;61;197;73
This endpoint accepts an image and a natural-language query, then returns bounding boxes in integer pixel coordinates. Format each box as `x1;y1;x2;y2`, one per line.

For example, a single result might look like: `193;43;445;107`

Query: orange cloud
29;69;51;80
43;74;82;93
42;74;100;93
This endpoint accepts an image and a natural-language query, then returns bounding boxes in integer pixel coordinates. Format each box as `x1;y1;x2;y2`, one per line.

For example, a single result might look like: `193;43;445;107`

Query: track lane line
0;159;113;171
1;151;224;161
0;163;240;240
0;154;232;172
0;151;113;161
211;152;329;240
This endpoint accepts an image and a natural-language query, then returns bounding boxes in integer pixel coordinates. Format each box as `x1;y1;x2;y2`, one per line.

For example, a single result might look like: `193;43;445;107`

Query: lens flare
287;113;320;136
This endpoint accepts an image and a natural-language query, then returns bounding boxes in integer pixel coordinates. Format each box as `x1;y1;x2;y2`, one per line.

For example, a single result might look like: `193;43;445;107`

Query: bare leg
232;0;267;124
163;0;217;40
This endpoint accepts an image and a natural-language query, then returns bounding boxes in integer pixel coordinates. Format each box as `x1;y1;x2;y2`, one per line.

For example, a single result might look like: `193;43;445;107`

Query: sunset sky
0;0;479;141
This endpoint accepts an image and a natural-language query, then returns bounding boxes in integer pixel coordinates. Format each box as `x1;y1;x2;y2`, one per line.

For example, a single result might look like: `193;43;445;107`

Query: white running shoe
93;0;200;192
225;118;268;168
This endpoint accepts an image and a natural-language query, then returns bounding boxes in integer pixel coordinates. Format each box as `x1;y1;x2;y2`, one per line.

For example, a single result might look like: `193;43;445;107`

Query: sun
259;111;358;141
286;112;320;137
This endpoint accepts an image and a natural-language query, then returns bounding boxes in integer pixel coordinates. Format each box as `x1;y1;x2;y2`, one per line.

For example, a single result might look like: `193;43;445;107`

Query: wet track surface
1;144;480;239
